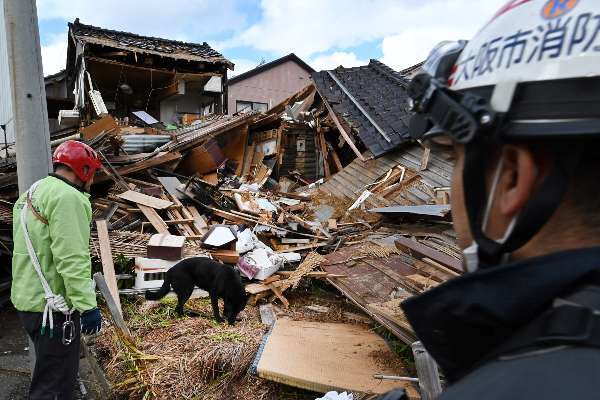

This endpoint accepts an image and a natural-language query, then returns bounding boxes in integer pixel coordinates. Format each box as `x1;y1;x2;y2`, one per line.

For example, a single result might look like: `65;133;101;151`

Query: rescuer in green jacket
12;140;103;400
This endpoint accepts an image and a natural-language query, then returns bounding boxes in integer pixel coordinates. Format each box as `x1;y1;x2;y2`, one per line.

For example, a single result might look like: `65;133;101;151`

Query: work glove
81;308;102;335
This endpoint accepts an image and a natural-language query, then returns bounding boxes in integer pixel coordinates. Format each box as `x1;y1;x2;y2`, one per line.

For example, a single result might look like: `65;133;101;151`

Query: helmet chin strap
463;156;524;273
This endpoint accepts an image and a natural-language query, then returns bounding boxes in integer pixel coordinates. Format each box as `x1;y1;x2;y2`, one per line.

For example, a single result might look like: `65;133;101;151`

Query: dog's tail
145;276;171;301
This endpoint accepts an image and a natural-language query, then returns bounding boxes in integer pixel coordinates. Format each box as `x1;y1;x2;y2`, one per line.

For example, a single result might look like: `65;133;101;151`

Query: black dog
145;257;248;325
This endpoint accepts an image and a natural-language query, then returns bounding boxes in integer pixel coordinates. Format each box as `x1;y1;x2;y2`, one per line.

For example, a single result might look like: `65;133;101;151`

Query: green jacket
11;175;97;313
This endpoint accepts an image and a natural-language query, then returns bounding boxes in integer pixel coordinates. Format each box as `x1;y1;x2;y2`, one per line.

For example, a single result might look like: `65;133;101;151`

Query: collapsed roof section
312;59;413;157
69;20;233;68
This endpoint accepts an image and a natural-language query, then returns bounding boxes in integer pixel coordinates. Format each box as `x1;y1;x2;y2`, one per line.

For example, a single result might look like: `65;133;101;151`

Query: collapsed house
0;46;455;398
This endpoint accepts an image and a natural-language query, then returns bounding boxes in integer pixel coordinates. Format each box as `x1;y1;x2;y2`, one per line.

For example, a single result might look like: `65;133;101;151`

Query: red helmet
52;140;102;183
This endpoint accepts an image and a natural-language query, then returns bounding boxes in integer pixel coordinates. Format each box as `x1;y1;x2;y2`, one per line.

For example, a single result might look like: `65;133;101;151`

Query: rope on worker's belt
20;180;75;343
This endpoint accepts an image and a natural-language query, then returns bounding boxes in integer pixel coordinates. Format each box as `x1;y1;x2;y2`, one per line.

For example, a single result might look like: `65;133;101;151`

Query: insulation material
255;320;419;396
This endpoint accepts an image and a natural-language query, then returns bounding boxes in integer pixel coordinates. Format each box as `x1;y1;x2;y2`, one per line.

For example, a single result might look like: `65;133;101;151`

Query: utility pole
3;0;52;193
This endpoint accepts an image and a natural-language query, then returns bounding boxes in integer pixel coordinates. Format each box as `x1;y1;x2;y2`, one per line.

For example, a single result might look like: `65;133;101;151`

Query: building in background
227;53;314;114
63;19;233;126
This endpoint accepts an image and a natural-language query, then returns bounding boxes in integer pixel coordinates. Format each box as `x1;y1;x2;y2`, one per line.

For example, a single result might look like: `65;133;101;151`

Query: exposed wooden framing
327;142;344;172
318;128;331;178
315;88;366;161
138;205;169;233
86;56;221;77
95;220;122;315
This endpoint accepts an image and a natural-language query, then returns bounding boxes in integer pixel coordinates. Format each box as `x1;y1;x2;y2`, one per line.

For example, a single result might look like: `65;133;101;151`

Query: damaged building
58;19;233;129
1;17;457;395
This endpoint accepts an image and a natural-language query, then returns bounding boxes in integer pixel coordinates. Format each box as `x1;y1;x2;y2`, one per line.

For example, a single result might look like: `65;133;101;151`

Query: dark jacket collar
49;173;85;193
401;247;600;382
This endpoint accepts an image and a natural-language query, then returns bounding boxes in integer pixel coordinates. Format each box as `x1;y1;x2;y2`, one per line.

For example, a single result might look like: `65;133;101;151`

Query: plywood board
117;190;173;210
95;220;122;315
256;320;419;397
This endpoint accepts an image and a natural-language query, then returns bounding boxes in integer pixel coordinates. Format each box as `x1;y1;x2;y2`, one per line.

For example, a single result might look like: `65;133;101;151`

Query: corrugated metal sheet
320;145;453;209
0;1;15;144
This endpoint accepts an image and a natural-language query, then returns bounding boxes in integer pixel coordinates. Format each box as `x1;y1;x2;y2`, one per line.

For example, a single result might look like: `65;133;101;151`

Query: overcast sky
36;0;506;77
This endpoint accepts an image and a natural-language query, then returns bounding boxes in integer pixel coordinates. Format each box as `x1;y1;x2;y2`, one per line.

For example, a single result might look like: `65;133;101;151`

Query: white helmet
407;0;600;269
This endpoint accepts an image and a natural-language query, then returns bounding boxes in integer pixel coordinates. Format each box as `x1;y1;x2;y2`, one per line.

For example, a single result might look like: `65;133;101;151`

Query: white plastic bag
315;392;354;400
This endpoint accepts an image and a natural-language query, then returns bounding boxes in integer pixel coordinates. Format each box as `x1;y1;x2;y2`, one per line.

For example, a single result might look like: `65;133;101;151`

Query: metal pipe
373;374;419;383
326;70;392;143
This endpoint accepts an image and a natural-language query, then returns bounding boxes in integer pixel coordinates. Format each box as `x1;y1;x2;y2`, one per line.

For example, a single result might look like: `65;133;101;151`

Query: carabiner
62;314;75;346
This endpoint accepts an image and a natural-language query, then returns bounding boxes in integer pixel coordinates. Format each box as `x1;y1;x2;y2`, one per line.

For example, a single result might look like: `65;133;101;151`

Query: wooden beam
318;129;331;179
317;91;365;161
86;56;220;78
327;142;344;172
117;190;173;209
95;152;182;184
187;206;209;235
138;204;169;233
95;220;122;315
395;237;463;273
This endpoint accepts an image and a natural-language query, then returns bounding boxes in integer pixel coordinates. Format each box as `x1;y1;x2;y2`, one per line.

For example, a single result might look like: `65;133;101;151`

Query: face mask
463;155;522;272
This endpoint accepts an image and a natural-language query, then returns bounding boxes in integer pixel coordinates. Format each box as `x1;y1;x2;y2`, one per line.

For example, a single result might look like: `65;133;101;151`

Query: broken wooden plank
117;190;172;210
395;237;463;272
269;284;290;308
275;242;328;253
93;272;132;342
187;206;209;235
95;151;182;184
209;249;240;264
420;147;431;171
281;238;311;244
95;220;122;316
98;202;119;224
317;93;366;161
138;205;169;233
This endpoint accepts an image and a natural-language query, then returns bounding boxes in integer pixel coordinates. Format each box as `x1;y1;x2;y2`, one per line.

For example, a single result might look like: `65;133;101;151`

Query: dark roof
399;61;424;77
69;20;233;68
312;59;412;157
228;53;314;85
44;69;66;84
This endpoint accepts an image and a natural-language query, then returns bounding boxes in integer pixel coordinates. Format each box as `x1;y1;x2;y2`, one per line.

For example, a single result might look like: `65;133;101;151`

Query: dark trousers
18;311;81;400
